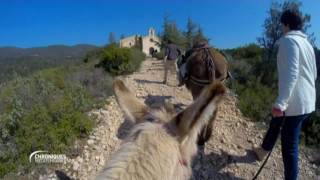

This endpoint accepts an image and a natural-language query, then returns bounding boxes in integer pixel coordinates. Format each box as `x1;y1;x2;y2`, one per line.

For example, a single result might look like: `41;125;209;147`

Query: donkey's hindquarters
183;46;229;146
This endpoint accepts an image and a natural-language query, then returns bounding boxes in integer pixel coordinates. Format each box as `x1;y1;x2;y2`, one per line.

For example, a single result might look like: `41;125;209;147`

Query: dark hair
167;39;173;44
280;9;303;30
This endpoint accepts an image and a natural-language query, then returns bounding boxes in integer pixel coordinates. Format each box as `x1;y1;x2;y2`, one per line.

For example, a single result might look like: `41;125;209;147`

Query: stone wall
120;35;137;48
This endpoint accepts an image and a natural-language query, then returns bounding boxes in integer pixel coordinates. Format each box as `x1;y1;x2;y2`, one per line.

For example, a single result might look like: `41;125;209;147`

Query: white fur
96;80;225;180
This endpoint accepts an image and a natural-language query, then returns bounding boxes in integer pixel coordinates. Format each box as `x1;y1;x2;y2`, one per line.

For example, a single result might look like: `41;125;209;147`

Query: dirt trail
36;58;319;180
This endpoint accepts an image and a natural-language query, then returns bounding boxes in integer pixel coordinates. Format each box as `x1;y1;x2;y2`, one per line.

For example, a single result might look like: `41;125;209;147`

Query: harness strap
203;48;215;82
189;75;211;86
187;47;215;86
183;44;231;86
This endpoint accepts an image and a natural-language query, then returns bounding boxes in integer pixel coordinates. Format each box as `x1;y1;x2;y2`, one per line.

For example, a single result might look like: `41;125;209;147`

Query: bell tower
149;27;155;38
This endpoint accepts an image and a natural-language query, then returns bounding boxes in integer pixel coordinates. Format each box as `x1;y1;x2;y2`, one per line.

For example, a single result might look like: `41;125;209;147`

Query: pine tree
185;17;197;49
193;25;208;45
161;15;187;49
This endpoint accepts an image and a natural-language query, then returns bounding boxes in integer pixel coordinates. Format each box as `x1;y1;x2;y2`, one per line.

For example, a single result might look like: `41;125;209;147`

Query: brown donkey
96;79;226;180
183;42;229;146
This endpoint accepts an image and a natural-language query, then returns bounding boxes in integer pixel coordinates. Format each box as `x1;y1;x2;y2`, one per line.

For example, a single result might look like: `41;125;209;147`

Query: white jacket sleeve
274;38;300;111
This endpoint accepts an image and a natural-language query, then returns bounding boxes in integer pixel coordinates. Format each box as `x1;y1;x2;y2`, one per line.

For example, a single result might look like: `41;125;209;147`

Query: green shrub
234;77;277;121
129;48;146;71
302;111;320;148
227;44;277;122
154;50;165;60
231;43;263;60
229;59;253;84
96;44;146;75
0;64;112;177
301;78;320;148
67;66;113;106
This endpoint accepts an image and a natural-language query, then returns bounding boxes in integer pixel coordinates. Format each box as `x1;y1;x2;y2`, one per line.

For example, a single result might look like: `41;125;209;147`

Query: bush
301;78;320;148
154;50;165;60
96;44;145;75
0;64;112;177
302;111;320;148
229;59;253;84
231;43;263;60
68;66;113;107
129;48;146;71
234;77;277;121
227;44;277;122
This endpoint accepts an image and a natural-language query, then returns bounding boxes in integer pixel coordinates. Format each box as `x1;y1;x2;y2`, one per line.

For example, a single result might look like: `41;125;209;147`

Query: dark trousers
261;114;311;180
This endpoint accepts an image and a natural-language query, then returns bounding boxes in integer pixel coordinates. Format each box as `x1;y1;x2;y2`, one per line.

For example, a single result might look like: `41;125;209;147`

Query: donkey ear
113;79;148;123
173;81;226;141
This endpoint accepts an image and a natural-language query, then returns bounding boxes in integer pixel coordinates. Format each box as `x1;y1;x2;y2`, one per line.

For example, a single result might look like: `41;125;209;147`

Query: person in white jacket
254;10;317;180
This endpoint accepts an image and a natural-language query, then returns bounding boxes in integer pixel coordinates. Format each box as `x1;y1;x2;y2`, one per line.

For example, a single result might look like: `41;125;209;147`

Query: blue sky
0;0;319;49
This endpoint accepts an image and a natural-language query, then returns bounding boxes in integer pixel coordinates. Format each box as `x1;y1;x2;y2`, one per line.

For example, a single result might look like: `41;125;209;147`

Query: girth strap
189;75;211;86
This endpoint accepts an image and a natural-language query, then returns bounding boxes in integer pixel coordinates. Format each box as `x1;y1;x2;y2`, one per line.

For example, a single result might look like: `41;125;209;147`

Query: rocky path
38;58;319;180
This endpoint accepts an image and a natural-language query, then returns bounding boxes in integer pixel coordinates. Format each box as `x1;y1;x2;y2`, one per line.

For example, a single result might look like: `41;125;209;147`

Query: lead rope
252;151;272;180
204;48;215;82
252;113;286;180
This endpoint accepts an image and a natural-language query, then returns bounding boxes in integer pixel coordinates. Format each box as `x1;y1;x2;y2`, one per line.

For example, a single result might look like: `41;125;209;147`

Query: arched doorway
149;47;155;56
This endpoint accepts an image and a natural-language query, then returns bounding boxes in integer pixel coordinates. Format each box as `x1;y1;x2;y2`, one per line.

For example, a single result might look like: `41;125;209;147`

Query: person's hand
272;107;284;117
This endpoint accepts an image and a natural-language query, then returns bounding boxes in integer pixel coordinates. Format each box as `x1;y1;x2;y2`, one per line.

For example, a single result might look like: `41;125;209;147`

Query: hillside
0;44;98;83
0;44;97;59
17;57;319;180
